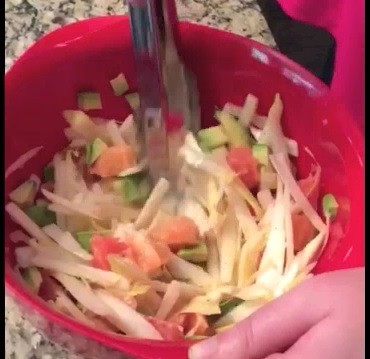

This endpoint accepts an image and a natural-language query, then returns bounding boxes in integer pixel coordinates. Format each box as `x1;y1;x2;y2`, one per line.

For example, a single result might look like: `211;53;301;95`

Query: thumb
188;278;329;359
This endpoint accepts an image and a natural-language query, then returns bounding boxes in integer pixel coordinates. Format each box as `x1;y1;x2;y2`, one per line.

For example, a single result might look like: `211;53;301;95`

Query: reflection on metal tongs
127;0;200;185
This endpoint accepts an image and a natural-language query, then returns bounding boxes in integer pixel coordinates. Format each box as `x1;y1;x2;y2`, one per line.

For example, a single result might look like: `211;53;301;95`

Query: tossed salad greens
6;73;339;341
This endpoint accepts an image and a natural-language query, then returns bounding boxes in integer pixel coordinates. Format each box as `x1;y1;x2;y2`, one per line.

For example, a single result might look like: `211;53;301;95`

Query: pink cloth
277;0;364;131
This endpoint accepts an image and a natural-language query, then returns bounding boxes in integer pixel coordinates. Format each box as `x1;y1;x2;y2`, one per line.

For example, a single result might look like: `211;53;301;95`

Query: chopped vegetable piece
205;233;220;280
250;126;298;157
41;189;101;220
25;205;56;227
43;224;93;261
252;144;269;166
218;205;239;284
149;216;200;251
5;202;54;247
85;138;108;165
198;141;211;153
234;284;272;301
107;254;149;283
90;144;137;178
152;280;205;298
214;108;238;122
63;110;103;141
135;178;170;229
258;178;286;282
148;237;172;266
91;235;132;270
77;92;102;111
75;230;111;252
52;273;111;316
233;177;263;219
222;103;242;117
95;289;163;339
9;179;38;207
107;286;144;304
43;165;54;182
170;313;210;337
147;317;184;340
283;185;294;267
258;94;288;158
239;94;259;127
180;295;221;316
110;73;129;96
257;189;274;211
177;195;211;236
215;324;234;334
297;166;321;210
52;291;94;326
167;254;215;287
216;111;250;147
220;298;244;315
177;243;208;263
106;120;126;146
125;93;140;111
197;126;228;151
238;238;265;287
253;115;267;129
114;174;151;204
124;233;171;273
31;255;129;289
76;231;93;252
36;199;49;206
260;166;277;190
227;147;260;189
22;267;42;294
322;193;339;220
270;153;326;232
292;213;316;253
215;300;264;328
155;281;181;320
187;335;208;340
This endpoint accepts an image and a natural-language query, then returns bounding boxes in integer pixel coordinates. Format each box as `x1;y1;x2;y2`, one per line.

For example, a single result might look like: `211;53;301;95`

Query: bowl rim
5;15;364;358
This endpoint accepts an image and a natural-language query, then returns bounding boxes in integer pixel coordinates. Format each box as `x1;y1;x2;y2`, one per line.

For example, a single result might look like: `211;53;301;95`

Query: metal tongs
127;0;200;184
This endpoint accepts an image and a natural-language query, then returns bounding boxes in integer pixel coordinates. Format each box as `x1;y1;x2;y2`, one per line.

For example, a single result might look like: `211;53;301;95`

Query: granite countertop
5;1;275;358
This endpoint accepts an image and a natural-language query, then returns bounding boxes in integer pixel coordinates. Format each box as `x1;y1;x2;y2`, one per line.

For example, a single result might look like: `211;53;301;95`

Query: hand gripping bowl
5;16;364;359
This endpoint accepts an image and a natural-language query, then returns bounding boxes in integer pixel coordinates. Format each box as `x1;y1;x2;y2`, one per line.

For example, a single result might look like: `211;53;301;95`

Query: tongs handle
127;0;179;181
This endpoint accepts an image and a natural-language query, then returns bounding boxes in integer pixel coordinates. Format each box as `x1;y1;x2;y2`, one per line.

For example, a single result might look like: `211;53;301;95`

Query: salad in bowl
6;72;338;341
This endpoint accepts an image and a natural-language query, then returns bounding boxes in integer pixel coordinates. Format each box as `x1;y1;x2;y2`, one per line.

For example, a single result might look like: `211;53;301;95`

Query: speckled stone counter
5;0;275;70
5;0;275;358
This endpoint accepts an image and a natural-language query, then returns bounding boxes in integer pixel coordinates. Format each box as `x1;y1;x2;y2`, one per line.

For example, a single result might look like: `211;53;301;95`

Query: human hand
189;268;364;359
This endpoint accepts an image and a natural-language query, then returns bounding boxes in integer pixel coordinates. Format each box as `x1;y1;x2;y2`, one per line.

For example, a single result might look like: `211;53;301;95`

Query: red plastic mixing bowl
5;16;364;359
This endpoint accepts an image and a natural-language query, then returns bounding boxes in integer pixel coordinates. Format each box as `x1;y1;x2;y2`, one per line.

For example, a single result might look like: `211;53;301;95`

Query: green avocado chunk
252;144;269;166
22;267;42;294
322;193;339;220
25;205;56;227
85;138;108;165
114;174;151;204
9;179;38;207
77;91;102;111
220;298;244;315
177;243;208;263
197;126;228;152
215;111;250;147
43;165;55;182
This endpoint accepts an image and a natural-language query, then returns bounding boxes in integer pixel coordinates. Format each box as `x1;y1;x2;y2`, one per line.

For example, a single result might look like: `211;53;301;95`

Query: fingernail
188;337;218;359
